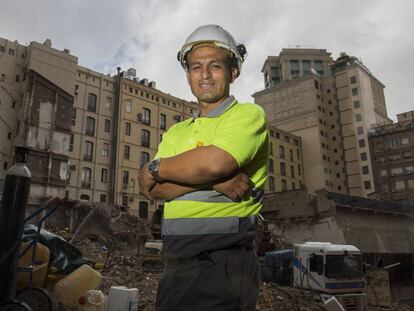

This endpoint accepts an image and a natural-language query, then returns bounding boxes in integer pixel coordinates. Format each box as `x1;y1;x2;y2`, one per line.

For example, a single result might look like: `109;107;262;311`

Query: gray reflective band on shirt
173;188;264;203
173;190;234;203
163;215;257;236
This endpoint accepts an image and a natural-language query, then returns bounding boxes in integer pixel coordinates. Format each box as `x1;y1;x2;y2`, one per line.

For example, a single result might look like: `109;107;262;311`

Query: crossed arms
138;145;251;202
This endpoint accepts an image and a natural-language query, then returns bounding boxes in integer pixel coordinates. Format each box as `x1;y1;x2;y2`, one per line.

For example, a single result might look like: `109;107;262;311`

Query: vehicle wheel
0;301;32;311
16;287;52;311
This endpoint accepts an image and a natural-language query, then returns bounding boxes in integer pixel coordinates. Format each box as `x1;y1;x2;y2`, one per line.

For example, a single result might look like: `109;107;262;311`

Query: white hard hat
177;24;247;75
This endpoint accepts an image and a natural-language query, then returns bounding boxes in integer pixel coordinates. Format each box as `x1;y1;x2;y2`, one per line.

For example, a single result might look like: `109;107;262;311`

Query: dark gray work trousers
155;247;259;311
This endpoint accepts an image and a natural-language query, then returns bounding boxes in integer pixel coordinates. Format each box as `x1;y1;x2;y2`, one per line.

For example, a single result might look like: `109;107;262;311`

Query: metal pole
0;147;32;302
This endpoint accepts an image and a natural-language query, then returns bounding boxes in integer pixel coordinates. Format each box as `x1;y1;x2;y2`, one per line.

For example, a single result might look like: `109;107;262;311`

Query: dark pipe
0;147;32;301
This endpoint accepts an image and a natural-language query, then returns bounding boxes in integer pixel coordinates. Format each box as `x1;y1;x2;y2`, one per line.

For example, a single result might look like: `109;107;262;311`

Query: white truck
262;242;366;311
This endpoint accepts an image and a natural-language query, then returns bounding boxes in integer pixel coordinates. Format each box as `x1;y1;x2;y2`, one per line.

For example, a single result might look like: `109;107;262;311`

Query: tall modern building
254;48;392;197
369;111;414;204
0;37;196;220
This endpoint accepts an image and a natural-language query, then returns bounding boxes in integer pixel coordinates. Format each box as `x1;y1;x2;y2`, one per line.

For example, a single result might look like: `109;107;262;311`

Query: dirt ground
45;204;413;311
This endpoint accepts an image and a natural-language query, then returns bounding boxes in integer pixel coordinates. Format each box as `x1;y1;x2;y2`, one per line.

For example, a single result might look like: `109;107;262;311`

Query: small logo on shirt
196;141;204;147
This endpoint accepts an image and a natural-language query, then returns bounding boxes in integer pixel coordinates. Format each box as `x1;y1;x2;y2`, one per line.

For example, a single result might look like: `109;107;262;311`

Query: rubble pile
257;283;323;311
46;204;160;311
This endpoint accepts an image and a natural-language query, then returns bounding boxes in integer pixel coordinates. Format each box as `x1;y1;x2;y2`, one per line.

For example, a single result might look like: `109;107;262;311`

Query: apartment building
0;37;196;220
266;125;304;193
368;111;414;204
254;48;391;197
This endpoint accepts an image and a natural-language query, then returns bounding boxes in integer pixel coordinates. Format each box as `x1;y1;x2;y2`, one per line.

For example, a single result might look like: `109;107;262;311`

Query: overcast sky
1;0;413;120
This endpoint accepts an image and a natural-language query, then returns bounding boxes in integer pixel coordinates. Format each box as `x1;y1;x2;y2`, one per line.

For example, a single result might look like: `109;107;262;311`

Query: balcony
81;181;91;189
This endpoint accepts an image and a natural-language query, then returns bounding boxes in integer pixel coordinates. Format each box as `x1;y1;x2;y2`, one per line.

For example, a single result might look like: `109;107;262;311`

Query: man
138;24;269;311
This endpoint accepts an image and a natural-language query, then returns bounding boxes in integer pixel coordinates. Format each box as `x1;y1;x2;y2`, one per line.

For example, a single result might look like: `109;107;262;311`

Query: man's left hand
138;163;157;199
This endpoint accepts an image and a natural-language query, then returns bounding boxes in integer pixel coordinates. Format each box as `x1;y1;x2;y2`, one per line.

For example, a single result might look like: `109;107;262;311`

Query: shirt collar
192;95;237;119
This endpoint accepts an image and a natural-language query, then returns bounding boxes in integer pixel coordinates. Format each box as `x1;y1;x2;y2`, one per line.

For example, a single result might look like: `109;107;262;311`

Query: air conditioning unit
173;115;181;122
137;113;143;122
69;165;76;171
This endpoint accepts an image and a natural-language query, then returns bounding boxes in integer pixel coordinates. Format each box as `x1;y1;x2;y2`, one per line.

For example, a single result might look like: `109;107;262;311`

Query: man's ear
186;70;191;85
230;66;239;84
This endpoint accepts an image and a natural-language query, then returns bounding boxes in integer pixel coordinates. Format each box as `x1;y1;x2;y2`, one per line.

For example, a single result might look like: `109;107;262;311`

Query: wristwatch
148;158;162;180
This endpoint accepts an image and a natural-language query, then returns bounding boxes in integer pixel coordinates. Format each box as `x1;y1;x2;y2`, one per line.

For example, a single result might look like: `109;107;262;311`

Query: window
362;166;369;175
100;144;109;159
389;153;401;161
140;152;150;168
139;201;149;219
355;114;362;122
15;75;20;82
360;152;367;161
141;129;150;147
84;141;93;161
314;60;324;75
364;181;371;190
72;108;76;126
290;60;300;77
269;176;275;192
81;167;92;187
160;113;166;130
302;60;311;75
104;119;111;133
100;194;106;203
279;146;285;159
357;127;364;135
292;182;296;190
122;195;128;206
281;179;287;191
123;170;129;185
7;132;11;140
80;194;90;201
143;108;151;125
267;159;274;174
298;164;301;176
125;122;131;136
3;162;8;170
350;76;357;84
0;46;4;52
8;48;15;55
358;139;366;148
125;100;132;113
101;168;108;183
0;74;5;81
352;88;358;96
380;169;387;177
69;134;74;152
124;145;130;160
269;142;273;155
297;149;300;160
408;179;414;189
75;84;79;95
395;180;405;190
280;162;286;176
87;93;97;112
353;101;360;108
290;165;295;178
403;151;412;159
390;167;403;175
85;117;95;136
289;149;293;161
105;97;112;110
401;137;409;145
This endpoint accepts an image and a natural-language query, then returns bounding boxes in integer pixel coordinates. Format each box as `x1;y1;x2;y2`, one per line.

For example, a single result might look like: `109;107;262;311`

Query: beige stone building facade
0;37;196;221
254;49;391;197
368;111;414;204
266;125;304;193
